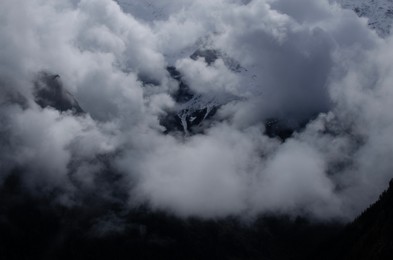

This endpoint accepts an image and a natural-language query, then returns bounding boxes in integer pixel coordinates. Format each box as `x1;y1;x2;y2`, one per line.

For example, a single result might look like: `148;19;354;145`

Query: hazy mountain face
1;0;393;221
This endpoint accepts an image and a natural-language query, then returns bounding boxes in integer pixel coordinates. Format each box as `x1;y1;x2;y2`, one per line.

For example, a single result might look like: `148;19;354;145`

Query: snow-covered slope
339;0;393;37
163;64;240;135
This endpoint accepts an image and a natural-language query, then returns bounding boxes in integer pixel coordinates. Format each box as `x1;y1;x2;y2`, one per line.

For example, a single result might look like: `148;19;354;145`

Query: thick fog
1;0;393;220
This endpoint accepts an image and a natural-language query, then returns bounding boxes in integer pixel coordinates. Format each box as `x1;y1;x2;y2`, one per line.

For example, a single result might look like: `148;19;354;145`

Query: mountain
2;2;391;259
339;0;393;37
118;0;393;139
161;50;241;136
160;66;223;135
321;179;393;260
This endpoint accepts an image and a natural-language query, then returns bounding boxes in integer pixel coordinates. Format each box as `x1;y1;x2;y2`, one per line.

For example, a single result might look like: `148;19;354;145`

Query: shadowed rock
34;72;84;115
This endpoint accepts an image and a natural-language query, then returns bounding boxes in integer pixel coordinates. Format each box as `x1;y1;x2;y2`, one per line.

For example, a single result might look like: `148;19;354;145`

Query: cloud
1;0;393;221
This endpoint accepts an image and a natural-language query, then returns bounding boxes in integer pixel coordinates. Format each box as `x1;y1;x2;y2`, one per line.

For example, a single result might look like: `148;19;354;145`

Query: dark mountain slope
34;72;84;115
321;179;393;260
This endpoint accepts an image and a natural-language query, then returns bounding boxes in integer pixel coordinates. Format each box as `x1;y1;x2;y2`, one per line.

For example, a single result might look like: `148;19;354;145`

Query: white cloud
1;0;393;221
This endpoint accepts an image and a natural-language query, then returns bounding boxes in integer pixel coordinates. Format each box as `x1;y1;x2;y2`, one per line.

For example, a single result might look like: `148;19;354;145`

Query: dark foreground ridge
1;172;393;259
321;180;393;260
0;172;342;260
